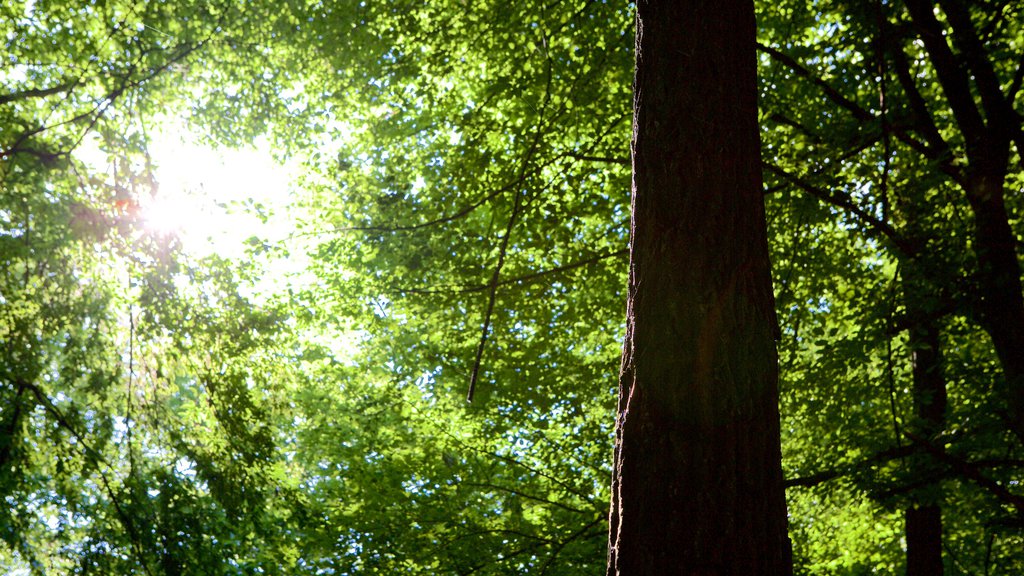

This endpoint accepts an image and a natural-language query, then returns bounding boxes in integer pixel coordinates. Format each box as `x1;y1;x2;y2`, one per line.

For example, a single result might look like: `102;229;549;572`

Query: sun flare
140;194;194;236
145;129;296;260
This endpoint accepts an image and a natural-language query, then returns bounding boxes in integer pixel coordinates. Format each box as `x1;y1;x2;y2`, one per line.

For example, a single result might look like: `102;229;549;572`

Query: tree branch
467;43;556;402
19;380;155;576
937;0;1011;125
907;431;1024;519
462;481;587;514
888;35;960;179
0;81;77;105
563;151;628;165
756;41;872;122
784;443;916;489
538;515;605;575
392;249;627;296
903;0;987;149
758;39;957;184
761;160;913;253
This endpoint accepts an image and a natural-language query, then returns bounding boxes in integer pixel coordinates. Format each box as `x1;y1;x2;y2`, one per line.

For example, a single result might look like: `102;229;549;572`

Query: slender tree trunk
901;257;947;576
906;504;943;576
607;1;792;573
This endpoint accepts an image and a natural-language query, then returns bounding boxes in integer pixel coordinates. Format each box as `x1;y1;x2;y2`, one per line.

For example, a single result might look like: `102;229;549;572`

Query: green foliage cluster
2;0;1023;574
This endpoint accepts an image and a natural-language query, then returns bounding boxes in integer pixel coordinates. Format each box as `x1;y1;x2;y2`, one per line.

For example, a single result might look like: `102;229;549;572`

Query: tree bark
901;258;946;576
607;1;792;573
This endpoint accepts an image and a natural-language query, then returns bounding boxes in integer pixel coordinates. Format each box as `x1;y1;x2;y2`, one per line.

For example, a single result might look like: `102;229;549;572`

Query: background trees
759;0;1024;571
2;0;1022;574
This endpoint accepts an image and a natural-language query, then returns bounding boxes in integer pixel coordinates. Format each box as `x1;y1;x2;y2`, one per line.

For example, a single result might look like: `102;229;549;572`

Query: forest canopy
2;0;1023;574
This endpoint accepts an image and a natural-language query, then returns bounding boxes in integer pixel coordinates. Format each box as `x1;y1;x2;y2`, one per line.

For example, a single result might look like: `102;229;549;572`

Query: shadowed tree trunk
903;0;1024;442
606;1;792;574
902;257;947;576
891;162;948;574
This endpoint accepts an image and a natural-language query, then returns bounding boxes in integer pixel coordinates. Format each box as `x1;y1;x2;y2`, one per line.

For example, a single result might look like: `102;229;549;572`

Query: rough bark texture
606;1;792;574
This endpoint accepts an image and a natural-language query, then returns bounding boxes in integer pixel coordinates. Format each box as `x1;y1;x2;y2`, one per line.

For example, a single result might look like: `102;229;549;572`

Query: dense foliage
2;0;1022;574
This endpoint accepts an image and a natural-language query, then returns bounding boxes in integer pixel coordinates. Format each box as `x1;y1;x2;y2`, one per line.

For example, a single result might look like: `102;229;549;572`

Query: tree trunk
963;165;1024;442
607;1;792;574
901;220;946;573
901;258;946;576
903;0;1024;441
906;504;943;576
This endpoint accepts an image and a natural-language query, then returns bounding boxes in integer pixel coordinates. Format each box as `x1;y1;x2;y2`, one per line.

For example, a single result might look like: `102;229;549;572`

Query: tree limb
761;160;913;253
757;41;873;122
392;249;627;296
903;0;987;149
19;380;156;576
906;431;1024;519
0;81;77;105
467;44;556;402
937;0;1011;125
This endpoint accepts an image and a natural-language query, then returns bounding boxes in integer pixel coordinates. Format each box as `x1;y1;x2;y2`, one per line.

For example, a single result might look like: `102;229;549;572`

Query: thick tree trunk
606;1;792;574
964;165;1024;441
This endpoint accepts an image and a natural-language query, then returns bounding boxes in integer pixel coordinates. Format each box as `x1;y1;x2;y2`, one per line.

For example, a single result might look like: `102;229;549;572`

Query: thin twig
21;380;155;576
393;248;627;296
467;35;556;402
